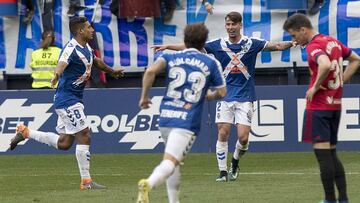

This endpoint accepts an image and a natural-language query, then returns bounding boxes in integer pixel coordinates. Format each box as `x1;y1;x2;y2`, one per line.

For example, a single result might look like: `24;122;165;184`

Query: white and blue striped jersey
158;48;226;135
204;36;267;102
54;38;94;109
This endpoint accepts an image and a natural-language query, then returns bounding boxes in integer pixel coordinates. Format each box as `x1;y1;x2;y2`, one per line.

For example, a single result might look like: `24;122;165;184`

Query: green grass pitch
0;152;359;203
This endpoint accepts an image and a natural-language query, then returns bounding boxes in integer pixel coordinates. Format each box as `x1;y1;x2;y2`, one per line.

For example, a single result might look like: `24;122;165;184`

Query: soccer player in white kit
137;23;226;203
10;17;123;189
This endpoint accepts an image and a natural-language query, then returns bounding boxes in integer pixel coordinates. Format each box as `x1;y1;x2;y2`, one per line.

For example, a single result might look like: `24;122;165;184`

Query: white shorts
159;127;196;162
215;101;254;126
55;102;89;135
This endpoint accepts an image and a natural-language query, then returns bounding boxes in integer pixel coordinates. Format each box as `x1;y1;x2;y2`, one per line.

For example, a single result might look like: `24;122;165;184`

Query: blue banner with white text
0;0;359;74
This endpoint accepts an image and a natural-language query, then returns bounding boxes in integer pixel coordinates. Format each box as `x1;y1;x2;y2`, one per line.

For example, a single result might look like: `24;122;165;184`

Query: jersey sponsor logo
297;98;360;141
0;99;53;152
160;109;188;120
250;100;285;141
310;49;323;57
88;96;163;150
326;96;341;105
225;66;250;78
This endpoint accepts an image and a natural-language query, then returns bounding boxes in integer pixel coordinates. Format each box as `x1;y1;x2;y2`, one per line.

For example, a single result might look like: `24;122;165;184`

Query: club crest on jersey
230;56;241;66
240;44;250;53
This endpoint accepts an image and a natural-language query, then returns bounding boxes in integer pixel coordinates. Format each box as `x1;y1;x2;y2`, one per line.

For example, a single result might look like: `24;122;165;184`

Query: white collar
224;35;247;44
70;38;85;48
183;48;201;53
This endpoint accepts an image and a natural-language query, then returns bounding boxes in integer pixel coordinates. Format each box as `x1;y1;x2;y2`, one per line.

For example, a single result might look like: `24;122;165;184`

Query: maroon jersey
306;34;351;110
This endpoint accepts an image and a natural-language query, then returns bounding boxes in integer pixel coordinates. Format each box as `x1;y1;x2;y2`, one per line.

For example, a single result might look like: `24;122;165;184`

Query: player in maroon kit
283;13;360;203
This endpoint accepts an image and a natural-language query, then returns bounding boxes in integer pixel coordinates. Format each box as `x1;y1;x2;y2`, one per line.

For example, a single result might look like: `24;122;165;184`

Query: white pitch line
0;172;359;177
203;172;360;175
0;173;125;177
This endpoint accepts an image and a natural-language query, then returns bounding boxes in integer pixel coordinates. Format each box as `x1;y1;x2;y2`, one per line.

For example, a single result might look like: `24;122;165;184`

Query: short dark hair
225;11;242;23
69;17;88;36
184;23;209;50
283;13;313;31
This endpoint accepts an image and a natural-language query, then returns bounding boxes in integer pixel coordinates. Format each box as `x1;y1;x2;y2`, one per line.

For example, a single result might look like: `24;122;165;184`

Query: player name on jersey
168;57;210;76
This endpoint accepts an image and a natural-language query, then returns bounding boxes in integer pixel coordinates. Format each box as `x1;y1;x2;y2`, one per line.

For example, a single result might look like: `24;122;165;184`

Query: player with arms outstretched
153;11;294;182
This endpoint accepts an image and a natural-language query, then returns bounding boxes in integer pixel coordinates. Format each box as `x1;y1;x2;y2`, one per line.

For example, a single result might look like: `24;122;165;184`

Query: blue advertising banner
0;85;359;154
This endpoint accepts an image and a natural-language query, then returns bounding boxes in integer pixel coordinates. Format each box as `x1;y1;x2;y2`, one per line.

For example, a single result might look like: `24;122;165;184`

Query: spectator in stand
308;0;325;15
201;0;214;15
41;0;55;31
110;0;119;17
119;0;161;18
23;0;35;24
115;0;175;22
161;0;176;22
67;0;83;17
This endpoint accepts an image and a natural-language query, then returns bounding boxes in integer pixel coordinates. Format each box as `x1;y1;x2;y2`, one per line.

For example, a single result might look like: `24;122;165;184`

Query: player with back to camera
137;22;226;203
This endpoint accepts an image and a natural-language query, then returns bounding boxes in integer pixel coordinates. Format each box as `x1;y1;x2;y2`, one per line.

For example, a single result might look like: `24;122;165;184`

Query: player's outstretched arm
263;41;295;51
139;58;167;109
93;57;124;78
344;51;360;82
151;44;187;53
205;87;226;101
51;61;68;88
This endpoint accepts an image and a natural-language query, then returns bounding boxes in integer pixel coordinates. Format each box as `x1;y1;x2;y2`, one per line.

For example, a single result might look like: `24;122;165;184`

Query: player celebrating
10;17;124;189
153;11;294;182
137;22;226;203
283;13;360;203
